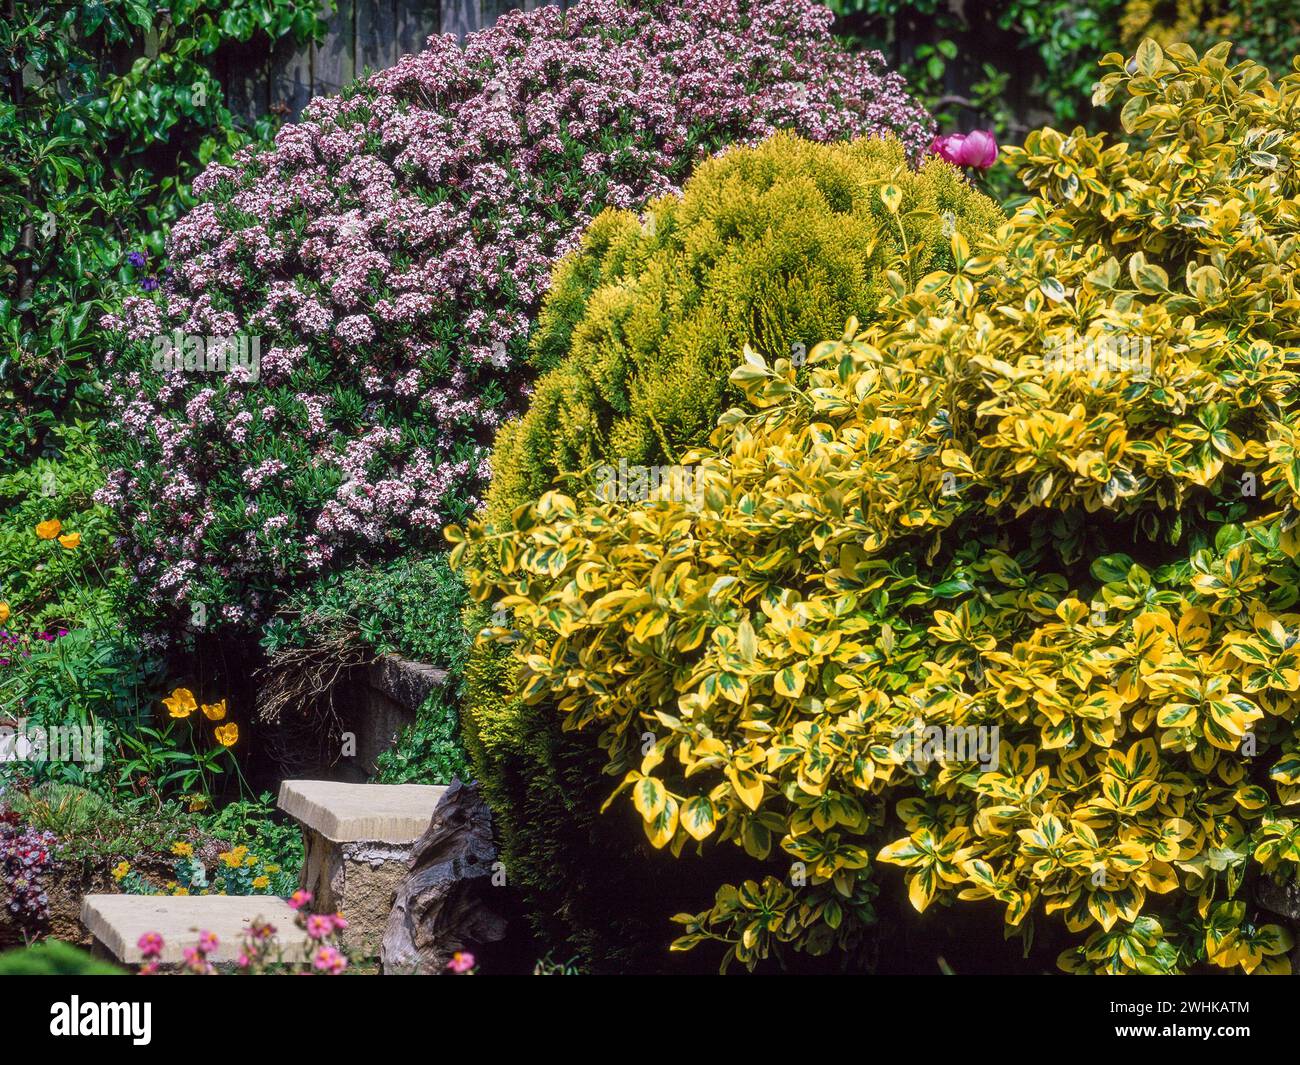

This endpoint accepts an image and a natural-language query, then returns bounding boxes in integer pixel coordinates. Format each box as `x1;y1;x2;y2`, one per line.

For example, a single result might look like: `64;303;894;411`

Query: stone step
277;780;449;957
277;780;447;843
81;894;304;965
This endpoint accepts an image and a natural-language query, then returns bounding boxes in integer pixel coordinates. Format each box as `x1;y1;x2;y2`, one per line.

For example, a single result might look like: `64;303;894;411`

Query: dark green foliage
372;688;470;786
264;554;470;674
0;0;330;467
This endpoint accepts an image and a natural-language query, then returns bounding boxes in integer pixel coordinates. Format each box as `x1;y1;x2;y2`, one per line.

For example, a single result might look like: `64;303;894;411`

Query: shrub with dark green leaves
0;0;329;466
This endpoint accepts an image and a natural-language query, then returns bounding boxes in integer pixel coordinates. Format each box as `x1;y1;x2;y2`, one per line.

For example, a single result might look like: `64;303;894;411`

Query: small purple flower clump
0;822;57;932
0;628;69;668
99;0;932;630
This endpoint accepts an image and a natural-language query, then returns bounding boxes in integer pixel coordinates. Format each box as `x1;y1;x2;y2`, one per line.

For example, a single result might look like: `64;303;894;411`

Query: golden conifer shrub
486;131;1003;527
454;41;1300;973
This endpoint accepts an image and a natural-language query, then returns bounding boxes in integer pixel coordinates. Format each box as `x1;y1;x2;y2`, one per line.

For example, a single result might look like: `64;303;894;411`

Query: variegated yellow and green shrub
453;41;1300;974
457;132;1003;971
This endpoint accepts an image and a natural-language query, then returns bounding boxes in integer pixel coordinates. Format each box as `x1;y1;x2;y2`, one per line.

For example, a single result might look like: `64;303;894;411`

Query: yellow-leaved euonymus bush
451;40;1300;973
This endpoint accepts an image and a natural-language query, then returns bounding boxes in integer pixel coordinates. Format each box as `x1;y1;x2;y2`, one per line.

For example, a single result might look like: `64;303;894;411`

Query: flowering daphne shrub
98;0;932;631
453;41;1300;974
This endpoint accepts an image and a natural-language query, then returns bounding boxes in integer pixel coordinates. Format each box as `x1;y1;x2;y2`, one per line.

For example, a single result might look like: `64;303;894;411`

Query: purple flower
141;277;159;291
126;251;147;268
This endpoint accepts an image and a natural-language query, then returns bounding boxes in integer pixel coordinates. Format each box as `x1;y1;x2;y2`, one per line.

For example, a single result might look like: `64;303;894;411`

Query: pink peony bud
956;129;998;170
930;129;998;171
929;133;966;165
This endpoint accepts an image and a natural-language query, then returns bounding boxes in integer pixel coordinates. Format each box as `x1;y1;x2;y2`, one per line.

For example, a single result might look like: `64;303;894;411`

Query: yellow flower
213;722;239;747
245;855;258;867
219;850;241;869
0;602;9;625
231;845;248;859
35;519;62;540
252;875;270;890
187;795;208;812
264;864;281;874
57;532;81;550
171;841;193;857
200;699;226;721
162;687;197;718
173;887;189;896
111;861;130;881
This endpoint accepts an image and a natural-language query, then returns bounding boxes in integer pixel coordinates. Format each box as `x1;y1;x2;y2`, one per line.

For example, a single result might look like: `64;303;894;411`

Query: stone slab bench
278;780;446;956
81;894;303;965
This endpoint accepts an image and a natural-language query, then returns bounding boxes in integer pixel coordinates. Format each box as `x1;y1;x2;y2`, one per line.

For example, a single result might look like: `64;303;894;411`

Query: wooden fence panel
314;0;358;100
440;0;484;41
396;0;444;58
222;0;569;123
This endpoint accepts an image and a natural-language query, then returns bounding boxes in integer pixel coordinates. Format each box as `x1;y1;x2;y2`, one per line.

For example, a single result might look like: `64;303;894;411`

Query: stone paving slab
277;780;446;843
81;894;304;964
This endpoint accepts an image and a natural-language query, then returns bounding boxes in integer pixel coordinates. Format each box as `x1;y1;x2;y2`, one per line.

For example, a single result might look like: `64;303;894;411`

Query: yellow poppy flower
214;723;239;747
252;875;270;890
0;602;9;625
57;532;81;550
171;841;194;857
162;688;197;718
173;887;189;896
111;861;130;881
35;519;62;540
200;699;226;721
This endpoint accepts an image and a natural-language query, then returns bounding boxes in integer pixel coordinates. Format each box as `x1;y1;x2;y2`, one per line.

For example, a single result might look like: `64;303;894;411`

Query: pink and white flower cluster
99;0;932;629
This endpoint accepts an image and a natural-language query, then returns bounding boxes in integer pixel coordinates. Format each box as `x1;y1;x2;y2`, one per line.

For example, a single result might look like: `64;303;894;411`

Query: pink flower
288;889;313;910
249;920;277;941
447;950;476;974
137;931;164;959
930;129;998;171
237;952;251;968
313;946;348;974
138;961;159;976
306;914;334;940
197;930;219;954
957;129;998;169
330;912;349;932
930;133;965;165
